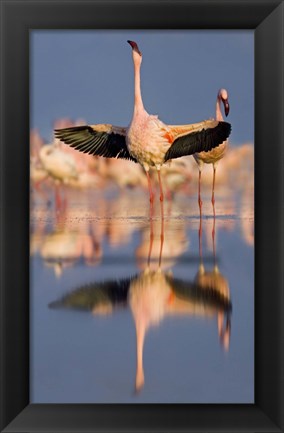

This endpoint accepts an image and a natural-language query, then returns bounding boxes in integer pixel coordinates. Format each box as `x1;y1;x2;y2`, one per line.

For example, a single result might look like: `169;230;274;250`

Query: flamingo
54;41;231;207
194;88;230;211
39;142;79;210
39;142;79;184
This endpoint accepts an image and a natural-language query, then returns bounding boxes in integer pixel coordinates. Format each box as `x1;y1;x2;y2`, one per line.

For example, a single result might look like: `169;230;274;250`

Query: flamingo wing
164;120;231;162
48;277;133;311
166;275;232;312
54;124;137;162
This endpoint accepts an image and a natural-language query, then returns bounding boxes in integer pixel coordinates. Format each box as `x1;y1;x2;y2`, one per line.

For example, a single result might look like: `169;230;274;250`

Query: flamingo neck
133;58;144;114
216;95;224;121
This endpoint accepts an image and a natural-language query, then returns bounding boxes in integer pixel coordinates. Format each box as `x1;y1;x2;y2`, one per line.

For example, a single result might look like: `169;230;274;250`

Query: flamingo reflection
197;203;231;351
49;217;232;393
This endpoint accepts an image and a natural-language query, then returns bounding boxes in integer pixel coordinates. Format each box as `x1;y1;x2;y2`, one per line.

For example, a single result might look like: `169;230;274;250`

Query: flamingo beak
223;99;230;117
127;40;142;56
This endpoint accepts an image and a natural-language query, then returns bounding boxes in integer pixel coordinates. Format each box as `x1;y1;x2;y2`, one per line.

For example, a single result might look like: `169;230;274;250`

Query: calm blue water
30;185;254;403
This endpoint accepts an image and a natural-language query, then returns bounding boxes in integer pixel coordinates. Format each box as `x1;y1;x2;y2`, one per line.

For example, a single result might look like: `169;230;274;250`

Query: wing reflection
49;215;232;394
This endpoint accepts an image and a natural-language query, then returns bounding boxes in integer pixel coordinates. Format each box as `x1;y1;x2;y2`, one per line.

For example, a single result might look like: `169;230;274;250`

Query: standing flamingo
194;88;230;211
54;41;231;207
39;142;79;211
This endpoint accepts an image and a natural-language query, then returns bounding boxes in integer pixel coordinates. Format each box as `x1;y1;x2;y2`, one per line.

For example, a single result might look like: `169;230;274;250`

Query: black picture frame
0;0;283;432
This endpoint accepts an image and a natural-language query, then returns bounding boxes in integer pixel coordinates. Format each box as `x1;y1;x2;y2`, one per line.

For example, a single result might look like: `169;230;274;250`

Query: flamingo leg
157;168;165;266
157;168;164;202
145;170;154;203
212;165;216;206
198;203;203;259
212;210;216;261
147;216;154;268
146;170;154;219
198;169;202;211
164;177;173;215
158;207;165;269
212;166;216;238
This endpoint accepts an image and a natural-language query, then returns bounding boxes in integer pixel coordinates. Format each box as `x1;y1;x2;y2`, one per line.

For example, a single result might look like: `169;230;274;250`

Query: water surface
30;185;254;403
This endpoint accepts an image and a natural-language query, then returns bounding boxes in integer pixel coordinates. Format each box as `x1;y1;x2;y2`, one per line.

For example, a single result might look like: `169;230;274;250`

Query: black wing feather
164;121;231;162
48;277;134;311
54;125;137;162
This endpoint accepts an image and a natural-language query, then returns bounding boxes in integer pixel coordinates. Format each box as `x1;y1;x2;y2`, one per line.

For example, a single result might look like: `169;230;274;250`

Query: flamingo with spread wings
55;41;231;205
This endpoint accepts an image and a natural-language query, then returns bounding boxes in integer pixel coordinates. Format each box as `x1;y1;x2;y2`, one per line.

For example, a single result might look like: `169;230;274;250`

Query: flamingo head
127;40;142;55
127;40;142;65
218;88;230;117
